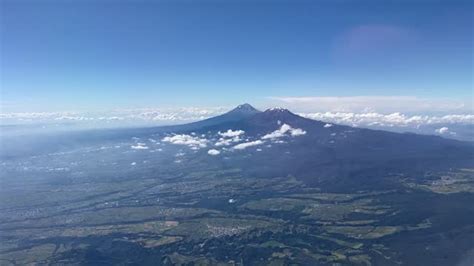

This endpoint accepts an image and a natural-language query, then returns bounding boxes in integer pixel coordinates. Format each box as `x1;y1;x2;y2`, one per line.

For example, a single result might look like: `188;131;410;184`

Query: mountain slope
156;103;261;133
167;105;473;190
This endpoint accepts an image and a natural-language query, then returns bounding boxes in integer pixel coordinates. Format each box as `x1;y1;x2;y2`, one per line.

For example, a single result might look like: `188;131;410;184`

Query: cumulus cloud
435;127;450;135
162;134;208;149
215;138;233;147
324;123;333;128
131;143;149;150
262;124;306;140
231;124;305;151
215;129;245;146
233;140;264;150
261;124;290;139
290;128;306;136
219;129;245;137
207;149;221;155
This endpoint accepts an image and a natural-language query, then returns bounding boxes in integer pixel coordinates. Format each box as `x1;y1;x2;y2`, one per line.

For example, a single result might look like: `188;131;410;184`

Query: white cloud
215;138;233;147
162;134;208;149
435;127;449;135
262;124;291;139
261;124;306;140
215;129;245;146
131;143;149;150
290;128;306;136
324;123;333;128
233;140;264;150
208;149;221;155
219;129;245;137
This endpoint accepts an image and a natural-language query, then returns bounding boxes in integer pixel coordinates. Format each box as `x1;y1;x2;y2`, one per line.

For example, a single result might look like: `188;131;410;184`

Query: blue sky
1;0;472;112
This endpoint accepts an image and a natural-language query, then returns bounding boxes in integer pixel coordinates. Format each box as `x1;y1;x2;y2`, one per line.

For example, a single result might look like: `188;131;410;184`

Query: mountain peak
256;107;303;122
230;103;259;113
172;103;259;131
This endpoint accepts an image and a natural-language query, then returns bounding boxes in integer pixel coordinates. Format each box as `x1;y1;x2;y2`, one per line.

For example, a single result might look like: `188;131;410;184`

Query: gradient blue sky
1;0;472;112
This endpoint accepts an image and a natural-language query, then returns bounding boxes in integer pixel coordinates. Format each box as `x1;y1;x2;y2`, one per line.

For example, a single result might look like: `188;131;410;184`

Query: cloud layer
269;96;471;113
1;101;472;141
300;112;474;127
0;107;228;125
